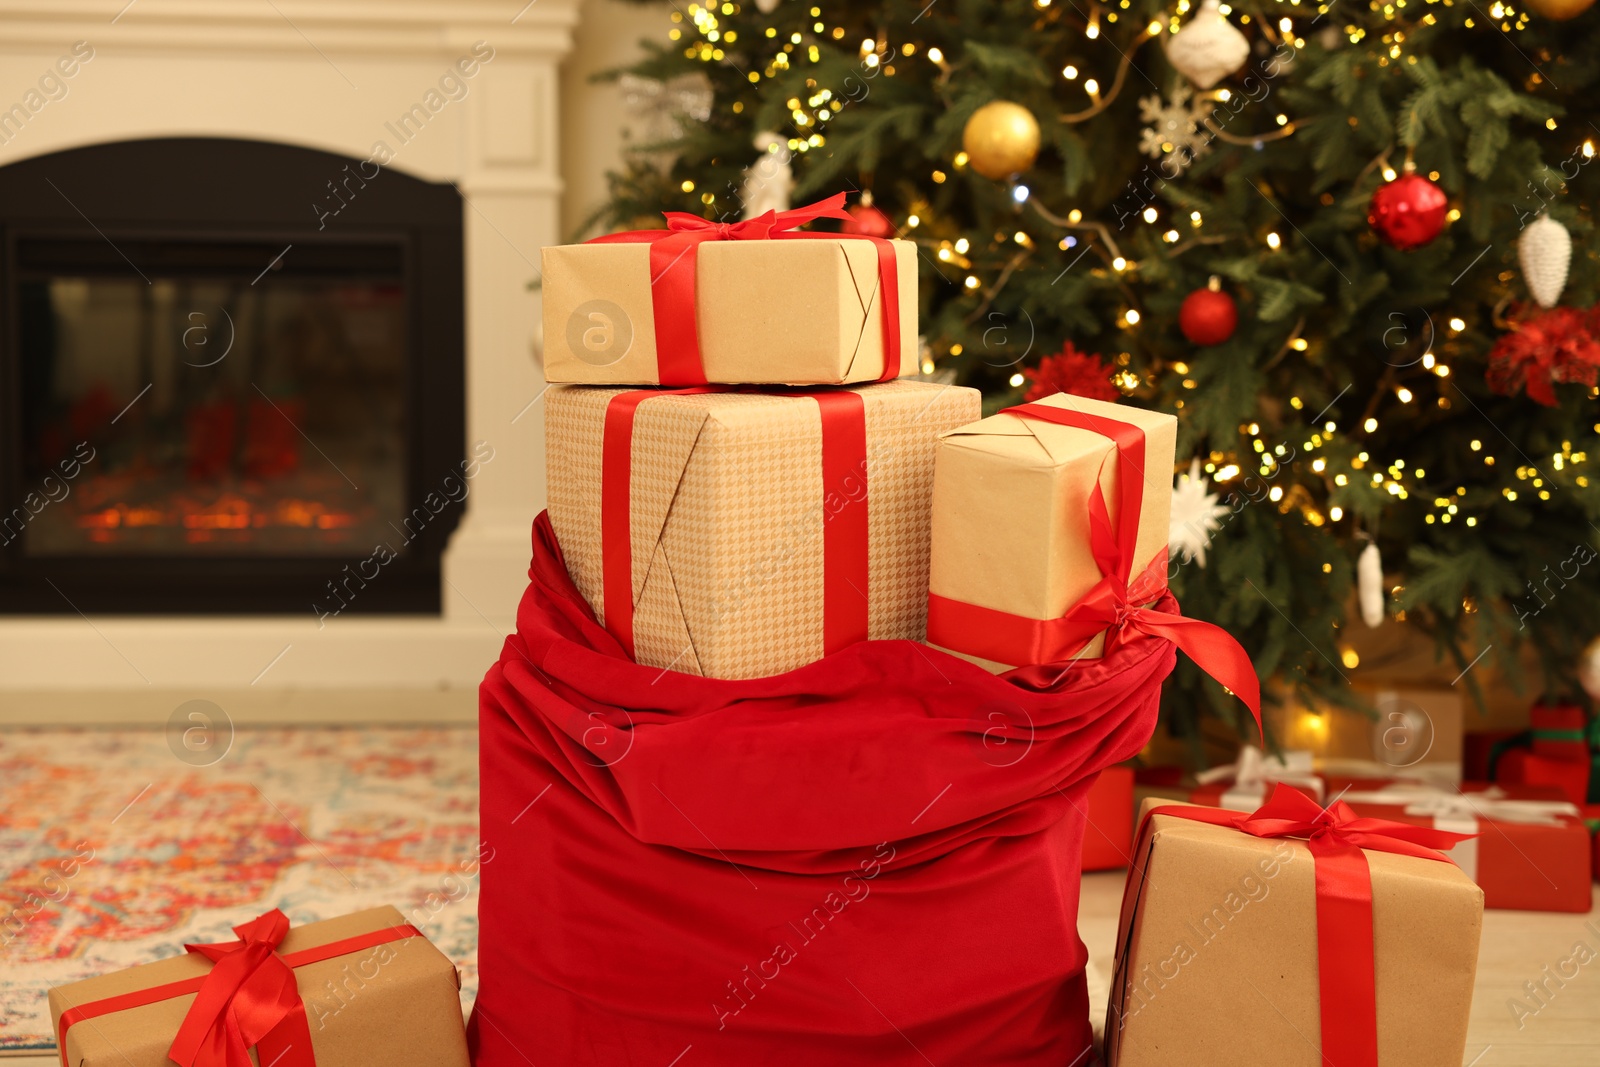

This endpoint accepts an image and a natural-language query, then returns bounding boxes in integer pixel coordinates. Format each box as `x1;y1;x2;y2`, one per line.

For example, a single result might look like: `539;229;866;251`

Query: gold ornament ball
962;101;1041;180
1524;0;1594;18
1579;636;1600;699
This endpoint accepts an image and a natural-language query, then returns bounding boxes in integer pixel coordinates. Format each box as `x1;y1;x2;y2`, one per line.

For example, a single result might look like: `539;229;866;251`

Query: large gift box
541;195;916;385
48;906;470;1067
926;393;1178;668
1107;790;1482;1066
546;379;979;679
1342;782;1593;912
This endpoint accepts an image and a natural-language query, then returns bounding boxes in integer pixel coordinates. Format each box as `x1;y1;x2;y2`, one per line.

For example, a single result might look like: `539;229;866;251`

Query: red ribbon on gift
55;909;420;1067
1143;785;1476;1067
601;387;870;664
588;192;902;385
926;400;1261;722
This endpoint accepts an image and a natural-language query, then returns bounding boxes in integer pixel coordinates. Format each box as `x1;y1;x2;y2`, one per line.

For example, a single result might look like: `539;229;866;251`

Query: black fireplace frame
0;137;465;615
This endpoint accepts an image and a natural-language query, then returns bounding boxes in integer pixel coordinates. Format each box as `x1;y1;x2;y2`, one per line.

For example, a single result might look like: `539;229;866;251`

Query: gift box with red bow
546;379;978;679
1341;782;1592;912
47;907;470;1067
1106;788;1482;1067
924;394;1259;718
1483;703;1597;806
541;193;917;386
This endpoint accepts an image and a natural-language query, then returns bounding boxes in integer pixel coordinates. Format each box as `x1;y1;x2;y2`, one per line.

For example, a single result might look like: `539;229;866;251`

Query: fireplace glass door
18;238;407;558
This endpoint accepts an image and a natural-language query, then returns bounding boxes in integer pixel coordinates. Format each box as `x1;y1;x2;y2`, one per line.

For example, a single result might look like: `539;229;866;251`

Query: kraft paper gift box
48;906;470;1067
926;393;1177;670
546;380;979;680
1106;797;1482;1067
540;234;917;385
1342;782;1593;912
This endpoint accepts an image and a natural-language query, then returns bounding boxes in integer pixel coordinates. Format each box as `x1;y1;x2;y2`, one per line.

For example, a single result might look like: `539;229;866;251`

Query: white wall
559;0;672;241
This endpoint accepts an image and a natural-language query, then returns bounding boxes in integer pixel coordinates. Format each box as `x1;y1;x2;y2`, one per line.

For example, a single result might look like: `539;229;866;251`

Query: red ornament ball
1368;173;1448;250
1178;286;1238;345
842;202;896;239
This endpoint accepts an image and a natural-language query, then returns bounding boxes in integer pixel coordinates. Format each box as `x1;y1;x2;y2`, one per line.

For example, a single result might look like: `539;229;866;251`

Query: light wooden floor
1079;871;1600;1066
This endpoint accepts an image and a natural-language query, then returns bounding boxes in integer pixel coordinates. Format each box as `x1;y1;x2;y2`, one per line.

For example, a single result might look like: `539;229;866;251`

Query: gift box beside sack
546;380;978;679
1342;781;1593;912
48;907;470;1067
1106;791;1482;1067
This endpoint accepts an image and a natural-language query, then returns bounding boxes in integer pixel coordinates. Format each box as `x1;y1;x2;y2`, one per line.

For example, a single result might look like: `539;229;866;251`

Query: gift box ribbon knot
1146;785;1475;1067
588;192;901;385
56;908;421;1067
927;400;1260;720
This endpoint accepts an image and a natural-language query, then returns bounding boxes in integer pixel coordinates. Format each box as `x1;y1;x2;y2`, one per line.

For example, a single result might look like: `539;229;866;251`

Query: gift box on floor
48;906;470;1067
1498;747;1590;807
541;195;916;385
1273;686;1464;782
1465;728;1524;781
1106;791;1482;1066
546;380;978;679
1341;782;1592;912
1189;745;1324;810
1083;765;1135;870
927;393;1177;669
1586;805;1600;880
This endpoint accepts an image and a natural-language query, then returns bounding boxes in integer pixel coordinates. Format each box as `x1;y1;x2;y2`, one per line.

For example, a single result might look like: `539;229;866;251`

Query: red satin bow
589;193;901;385
927;400;1261;723
1144;785;1477;1067
168;909;315;1067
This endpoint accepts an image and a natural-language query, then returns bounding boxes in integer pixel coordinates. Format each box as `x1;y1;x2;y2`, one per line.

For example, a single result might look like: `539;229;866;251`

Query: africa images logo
566;299;633;367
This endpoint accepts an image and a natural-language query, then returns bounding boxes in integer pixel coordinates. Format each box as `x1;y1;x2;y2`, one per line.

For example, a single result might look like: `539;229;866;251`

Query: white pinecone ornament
1167;0;1251;89
1357;541;1384;628
1519;214;1571;309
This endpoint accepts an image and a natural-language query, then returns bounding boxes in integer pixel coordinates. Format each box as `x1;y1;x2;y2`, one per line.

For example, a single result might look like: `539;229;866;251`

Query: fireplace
0;137;465;614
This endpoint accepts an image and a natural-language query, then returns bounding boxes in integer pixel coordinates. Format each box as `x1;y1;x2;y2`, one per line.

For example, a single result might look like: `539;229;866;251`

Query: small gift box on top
1107;791;1483;1066
48;906;470;1067
541;193;917;386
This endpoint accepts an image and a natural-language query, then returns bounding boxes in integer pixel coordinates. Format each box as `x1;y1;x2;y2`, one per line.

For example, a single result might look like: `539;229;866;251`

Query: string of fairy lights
658;0;1596;554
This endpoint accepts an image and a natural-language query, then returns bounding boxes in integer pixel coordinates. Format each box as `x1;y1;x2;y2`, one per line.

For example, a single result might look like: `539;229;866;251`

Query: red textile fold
587;193;902;384
1143;787;1474;1067
470;513;1186;1065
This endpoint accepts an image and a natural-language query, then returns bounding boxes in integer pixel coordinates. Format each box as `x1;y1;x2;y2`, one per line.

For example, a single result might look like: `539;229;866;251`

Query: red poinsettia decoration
1022;342;1120;403
1487;304;1600;407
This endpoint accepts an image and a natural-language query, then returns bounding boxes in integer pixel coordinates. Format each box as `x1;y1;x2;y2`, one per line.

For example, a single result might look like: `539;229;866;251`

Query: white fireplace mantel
0;0;578;692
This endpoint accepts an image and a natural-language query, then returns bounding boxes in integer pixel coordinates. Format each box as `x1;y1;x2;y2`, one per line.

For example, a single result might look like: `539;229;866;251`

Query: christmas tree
593;0;1600;750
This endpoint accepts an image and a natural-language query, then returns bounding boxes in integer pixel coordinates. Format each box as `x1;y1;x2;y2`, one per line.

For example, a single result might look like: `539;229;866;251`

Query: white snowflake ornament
1167;0;1251;90
1169;458;1231;568
1138;83;1213;171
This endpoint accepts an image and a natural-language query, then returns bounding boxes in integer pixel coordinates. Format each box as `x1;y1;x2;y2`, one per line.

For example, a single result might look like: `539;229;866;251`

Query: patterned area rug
0;725;480;1052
